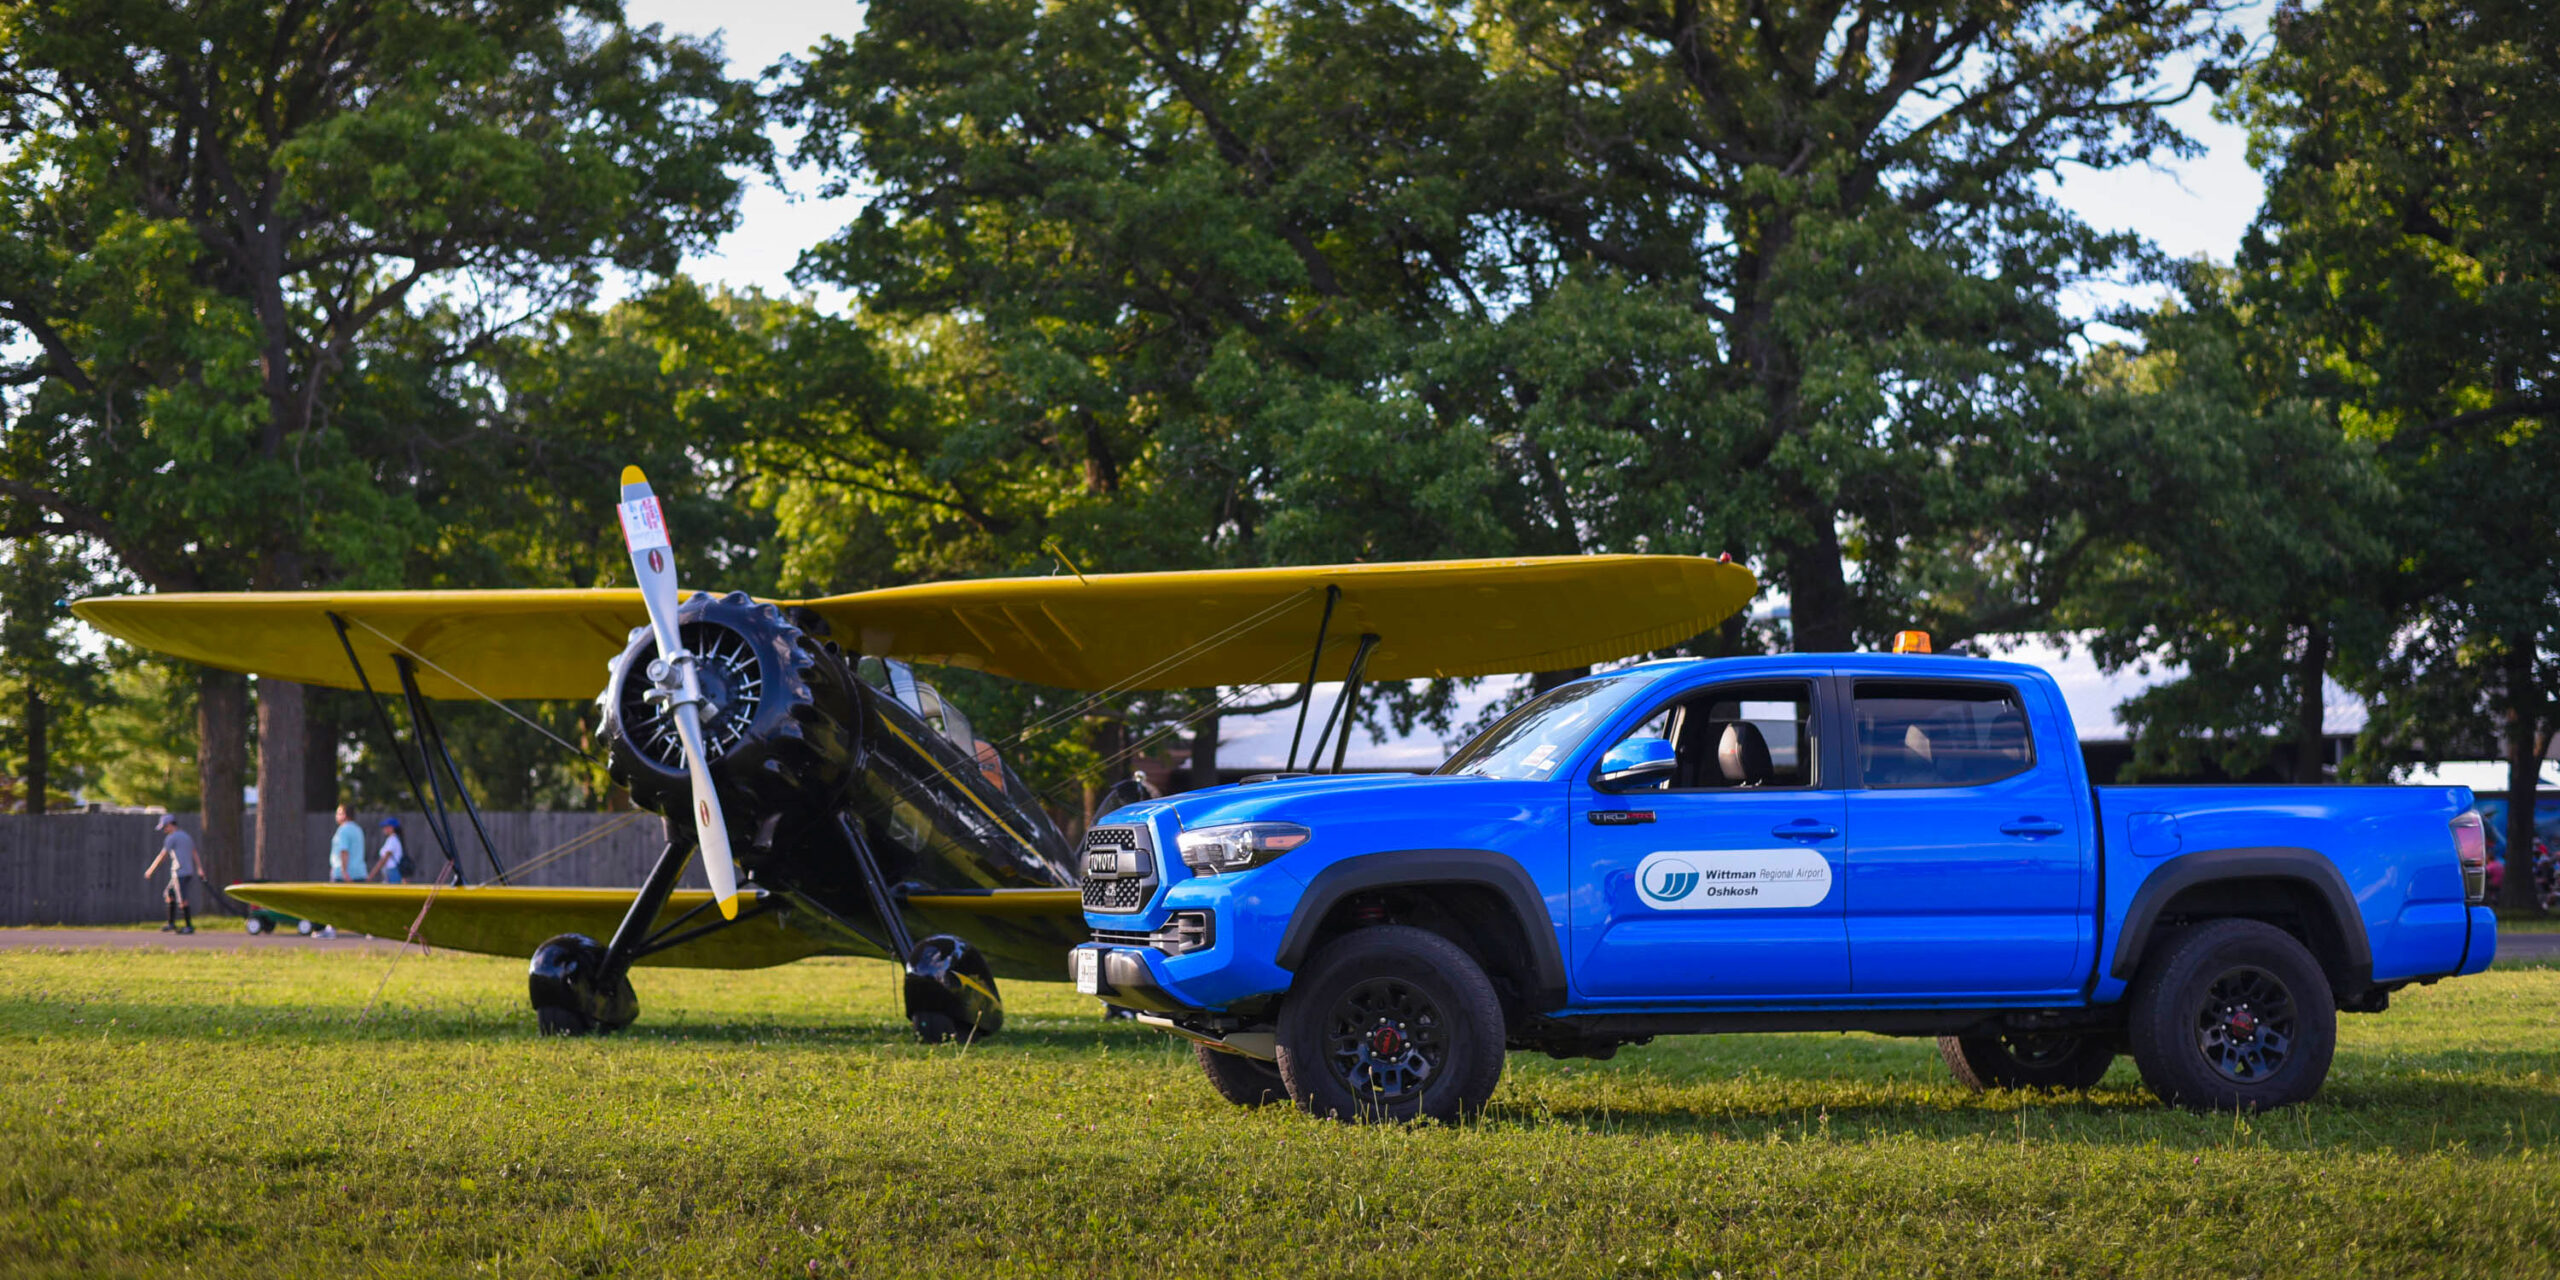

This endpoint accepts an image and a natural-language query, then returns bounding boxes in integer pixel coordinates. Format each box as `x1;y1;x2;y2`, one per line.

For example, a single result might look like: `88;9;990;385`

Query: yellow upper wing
71;555;1756;699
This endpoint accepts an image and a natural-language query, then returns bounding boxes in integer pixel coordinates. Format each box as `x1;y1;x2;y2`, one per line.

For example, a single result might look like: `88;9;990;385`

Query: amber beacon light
1891;630;1932;654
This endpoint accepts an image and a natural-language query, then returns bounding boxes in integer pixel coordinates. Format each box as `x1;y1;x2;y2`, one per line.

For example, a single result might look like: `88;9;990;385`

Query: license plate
1074;948;1101;995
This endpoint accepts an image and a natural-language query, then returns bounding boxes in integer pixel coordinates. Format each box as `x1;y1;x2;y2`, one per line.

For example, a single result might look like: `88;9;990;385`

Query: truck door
1570;676;1850;999
1840;678;2089;995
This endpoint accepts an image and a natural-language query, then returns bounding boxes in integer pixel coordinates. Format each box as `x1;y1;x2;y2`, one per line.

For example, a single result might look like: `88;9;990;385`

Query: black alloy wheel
2127;918;2336;1111
1937;1031;2116;1092
1274;925;1505;1124
2194;966;2297;1084
1326;977;1446;1099
1195;1043;1287;1107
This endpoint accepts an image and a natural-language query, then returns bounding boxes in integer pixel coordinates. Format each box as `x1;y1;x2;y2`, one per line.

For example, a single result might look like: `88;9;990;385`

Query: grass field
2;941;2555;1278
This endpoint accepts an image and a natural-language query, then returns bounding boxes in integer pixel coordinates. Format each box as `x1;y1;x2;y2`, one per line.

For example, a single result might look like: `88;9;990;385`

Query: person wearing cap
371;816;406;885
142;814;200;934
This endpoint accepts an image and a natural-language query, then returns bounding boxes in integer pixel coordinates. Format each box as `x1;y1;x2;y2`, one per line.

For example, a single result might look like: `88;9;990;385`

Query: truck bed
2090;784;2487;1000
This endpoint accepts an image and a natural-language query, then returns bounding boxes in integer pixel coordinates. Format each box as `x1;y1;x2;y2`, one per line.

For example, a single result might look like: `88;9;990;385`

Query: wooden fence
0;810;696;926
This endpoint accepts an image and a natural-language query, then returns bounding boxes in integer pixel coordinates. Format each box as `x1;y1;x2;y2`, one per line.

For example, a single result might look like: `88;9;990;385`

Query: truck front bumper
1070;943;1204;1012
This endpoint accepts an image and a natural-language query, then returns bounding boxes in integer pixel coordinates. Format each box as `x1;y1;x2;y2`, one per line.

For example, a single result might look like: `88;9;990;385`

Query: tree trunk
1530;666;1591;694
2291;621;2331;784
196;668;249;897
304;705;339;816
2501;646;2545;911
255;678;306;879
1188;710;1221;790
1777;519;1855;652
1082;716;1129;826
21;685;44;813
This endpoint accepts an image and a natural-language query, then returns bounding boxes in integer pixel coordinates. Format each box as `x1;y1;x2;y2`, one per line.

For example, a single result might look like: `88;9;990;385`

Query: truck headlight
1176;822;1311;875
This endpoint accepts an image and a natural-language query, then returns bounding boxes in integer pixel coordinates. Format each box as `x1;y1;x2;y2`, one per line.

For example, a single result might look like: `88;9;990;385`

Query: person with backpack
372;817;409;885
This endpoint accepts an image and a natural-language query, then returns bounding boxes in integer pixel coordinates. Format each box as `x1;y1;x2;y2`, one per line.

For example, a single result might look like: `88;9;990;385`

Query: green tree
2235;0;2560;904
781;0;2243;657
0;0;765;882
2057;264;2392;783
0;536;111;809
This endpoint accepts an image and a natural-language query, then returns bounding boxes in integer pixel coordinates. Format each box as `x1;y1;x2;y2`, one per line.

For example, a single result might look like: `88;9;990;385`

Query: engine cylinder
598;593;866;835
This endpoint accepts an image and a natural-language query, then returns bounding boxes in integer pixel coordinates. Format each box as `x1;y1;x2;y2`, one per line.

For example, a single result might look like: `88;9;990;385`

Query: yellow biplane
74;468;1756;1039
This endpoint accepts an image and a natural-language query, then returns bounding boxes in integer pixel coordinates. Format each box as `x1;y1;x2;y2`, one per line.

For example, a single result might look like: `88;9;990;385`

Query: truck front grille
1083;878;1149;912
1077;823;1156;915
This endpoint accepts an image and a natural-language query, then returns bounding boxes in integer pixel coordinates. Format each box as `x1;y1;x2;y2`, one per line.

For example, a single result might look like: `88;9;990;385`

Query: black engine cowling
597;592;867;851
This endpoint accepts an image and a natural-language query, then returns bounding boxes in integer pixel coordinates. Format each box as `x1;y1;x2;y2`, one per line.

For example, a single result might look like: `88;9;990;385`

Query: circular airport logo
1639;856;1701;905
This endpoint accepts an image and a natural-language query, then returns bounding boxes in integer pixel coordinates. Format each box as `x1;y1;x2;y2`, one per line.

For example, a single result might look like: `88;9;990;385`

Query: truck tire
1937;1033;2115;1092
1195;1043;1287;1107
1274;925;1505;1124
2127;918;2336;1111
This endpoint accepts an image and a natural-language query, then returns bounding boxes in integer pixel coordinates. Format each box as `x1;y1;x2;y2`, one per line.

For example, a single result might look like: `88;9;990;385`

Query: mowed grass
0;944;2554;1279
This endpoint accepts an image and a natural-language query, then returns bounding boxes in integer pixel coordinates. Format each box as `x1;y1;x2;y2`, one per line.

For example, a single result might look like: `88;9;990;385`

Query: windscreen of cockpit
857;656;1052;817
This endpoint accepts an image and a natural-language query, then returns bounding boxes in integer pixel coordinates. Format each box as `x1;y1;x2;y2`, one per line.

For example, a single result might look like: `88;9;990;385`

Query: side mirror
1597;736;1677;789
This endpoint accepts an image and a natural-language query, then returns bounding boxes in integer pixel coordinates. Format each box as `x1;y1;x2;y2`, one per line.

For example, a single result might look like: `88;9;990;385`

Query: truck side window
1853;681;2033;789
1599;682;1817;791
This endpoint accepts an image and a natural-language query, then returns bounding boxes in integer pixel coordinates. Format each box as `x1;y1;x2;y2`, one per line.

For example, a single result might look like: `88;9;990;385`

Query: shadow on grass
1496;1061;2560;1155
0;992;1157;1050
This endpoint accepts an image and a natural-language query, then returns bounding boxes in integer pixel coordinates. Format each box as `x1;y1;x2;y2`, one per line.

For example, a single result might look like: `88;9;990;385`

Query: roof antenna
1043;539;1090;584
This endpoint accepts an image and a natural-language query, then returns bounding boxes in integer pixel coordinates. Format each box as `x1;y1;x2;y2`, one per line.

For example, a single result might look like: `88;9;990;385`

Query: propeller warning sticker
618;497;671;552
1633;848;1832;910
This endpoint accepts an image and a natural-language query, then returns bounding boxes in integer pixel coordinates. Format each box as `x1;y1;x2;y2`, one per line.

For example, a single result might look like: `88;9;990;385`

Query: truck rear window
1853;681;2034;789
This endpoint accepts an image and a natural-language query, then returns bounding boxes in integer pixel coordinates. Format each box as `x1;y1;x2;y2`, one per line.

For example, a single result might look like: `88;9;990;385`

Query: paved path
2499;932;2560;962
0;927;411;953
5;925;2551;961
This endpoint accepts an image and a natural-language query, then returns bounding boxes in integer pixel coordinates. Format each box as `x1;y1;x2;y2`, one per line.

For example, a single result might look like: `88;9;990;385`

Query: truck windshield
1437;676;1647;781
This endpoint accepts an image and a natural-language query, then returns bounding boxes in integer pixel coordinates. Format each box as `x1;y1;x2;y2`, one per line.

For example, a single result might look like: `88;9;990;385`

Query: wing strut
1282;585;1340;771
1305;633;1381;773
393;655;511;884
328;612;469;886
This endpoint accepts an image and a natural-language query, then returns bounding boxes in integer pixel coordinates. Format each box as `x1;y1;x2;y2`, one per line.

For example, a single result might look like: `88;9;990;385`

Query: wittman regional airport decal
1635;849;1833;910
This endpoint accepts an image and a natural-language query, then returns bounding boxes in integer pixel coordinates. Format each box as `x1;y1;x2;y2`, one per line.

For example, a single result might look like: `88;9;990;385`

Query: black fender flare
1275;849;1568;1010
2108;846;2372;982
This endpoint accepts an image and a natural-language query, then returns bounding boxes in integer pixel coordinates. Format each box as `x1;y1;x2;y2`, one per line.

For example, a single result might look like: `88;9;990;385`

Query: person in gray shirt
143;814;200;934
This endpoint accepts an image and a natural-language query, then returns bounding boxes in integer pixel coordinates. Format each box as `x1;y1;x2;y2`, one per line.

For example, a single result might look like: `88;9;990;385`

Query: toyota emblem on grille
1087;851;1119;876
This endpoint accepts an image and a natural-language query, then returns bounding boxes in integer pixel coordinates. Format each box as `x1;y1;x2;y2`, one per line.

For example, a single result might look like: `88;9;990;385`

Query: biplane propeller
72;470;1757;1042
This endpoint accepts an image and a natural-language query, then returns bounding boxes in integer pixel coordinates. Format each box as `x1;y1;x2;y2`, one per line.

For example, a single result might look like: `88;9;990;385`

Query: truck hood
1126;771;1530;831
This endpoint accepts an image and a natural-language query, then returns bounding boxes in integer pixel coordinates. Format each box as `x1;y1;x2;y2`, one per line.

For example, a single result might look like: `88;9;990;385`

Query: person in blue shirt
328;806;368;882
323;805;367;939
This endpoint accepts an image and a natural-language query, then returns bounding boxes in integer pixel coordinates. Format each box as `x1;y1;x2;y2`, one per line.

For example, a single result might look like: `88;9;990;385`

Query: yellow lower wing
226;883;1090;979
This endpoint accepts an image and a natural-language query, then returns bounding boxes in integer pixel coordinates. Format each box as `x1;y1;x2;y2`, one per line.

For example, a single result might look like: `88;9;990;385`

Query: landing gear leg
829;812;1006;1044
529;820;694;1036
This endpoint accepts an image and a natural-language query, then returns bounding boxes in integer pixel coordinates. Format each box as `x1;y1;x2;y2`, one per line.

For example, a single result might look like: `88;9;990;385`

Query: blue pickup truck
1072;653;2500;1120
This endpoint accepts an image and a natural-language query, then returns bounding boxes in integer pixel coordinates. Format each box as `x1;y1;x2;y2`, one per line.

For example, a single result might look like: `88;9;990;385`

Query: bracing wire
341;615;603;766
999;587;1322;748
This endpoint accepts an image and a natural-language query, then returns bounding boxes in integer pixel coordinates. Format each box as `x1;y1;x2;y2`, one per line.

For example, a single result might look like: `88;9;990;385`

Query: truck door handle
1771;820;1838;841
2001;817;2067;838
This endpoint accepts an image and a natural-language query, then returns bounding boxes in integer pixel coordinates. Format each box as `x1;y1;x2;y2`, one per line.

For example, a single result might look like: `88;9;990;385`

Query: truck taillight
2452;812;2489;904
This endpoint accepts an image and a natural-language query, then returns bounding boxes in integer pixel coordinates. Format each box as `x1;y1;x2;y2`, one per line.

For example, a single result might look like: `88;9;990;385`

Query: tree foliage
2234;0;2560;900
781;0;2245;654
